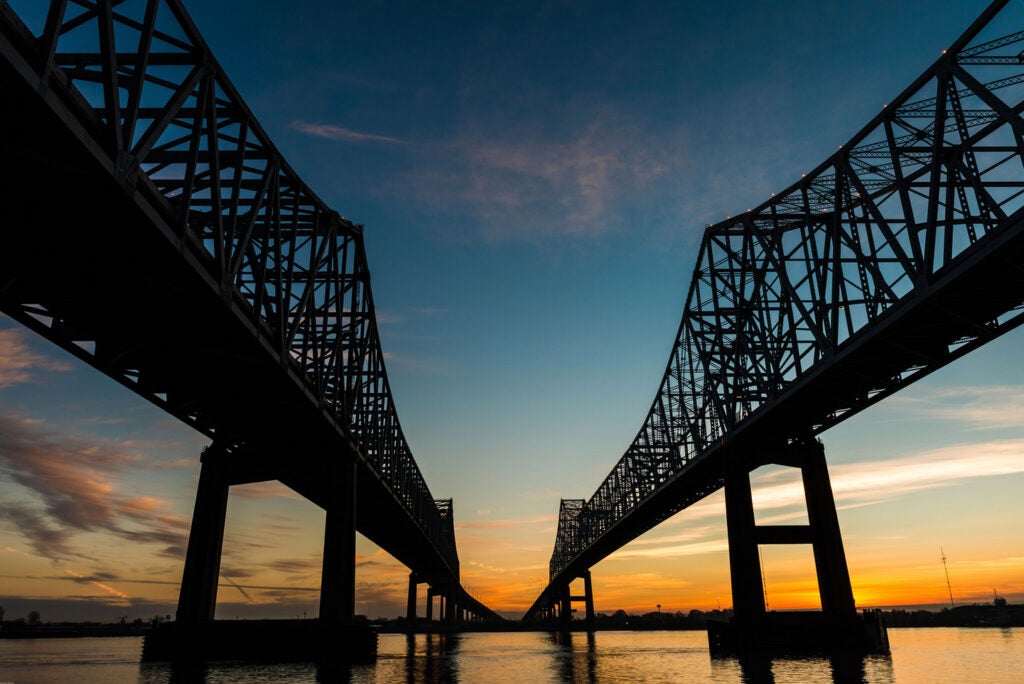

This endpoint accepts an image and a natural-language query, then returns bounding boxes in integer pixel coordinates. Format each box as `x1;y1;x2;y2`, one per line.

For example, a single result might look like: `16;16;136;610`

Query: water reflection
404;632;461;683
140;659;353;683
711;650;894;684
316;660;354;683
549;630;598;683
129;628;1016;684
828;652;872;684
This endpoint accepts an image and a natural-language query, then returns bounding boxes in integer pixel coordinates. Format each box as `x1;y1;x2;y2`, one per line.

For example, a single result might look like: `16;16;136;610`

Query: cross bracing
532;0;1024;615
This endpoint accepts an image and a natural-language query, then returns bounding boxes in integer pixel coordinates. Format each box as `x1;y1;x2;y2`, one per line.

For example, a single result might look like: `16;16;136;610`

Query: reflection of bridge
0;0;500;650
527;0;1024;648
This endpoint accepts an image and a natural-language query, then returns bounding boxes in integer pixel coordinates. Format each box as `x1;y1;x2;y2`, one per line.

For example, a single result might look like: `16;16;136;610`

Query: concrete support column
559;584;572;629
177;447;230;624
426;588;435;621
407;573;418;624
319;459;357;623
724;458;765;618
445;590;457;626
800;441;857;618
583;570;596;631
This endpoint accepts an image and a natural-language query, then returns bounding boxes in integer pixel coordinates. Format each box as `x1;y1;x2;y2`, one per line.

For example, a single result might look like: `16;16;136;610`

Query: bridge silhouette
525;0;1024;650
0;0;500;649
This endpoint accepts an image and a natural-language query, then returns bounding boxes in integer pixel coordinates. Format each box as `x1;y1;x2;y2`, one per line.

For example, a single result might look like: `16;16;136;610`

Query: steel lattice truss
549;500;585;580
1;0;456;571
546;0;1024;583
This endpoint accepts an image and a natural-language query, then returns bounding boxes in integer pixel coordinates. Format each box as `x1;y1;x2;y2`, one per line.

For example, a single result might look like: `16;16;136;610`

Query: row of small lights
712;43;966;227
714;95;905;226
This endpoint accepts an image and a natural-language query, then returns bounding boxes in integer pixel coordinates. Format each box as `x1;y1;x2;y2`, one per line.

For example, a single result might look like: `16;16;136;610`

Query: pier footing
141;620;377;663
706;610;889;655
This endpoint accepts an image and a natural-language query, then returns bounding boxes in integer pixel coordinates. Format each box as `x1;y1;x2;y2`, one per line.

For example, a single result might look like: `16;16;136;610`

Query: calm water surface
0;628;1020;683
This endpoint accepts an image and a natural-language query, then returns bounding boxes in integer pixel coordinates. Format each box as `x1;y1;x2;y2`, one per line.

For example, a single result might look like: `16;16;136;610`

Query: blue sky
1;0;1022;620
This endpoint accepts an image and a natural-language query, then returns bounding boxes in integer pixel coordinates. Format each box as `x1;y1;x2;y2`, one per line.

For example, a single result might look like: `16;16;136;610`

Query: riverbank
2;602;1018;639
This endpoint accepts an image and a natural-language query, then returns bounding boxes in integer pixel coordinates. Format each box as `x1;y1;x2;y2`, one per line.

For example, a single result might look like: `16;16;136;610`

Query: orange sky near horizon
6;436;1020;621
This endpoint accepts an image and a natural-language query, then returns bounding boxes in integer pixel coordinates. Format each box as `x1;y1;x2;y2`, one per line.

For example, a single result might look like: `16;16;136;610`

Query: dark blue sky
172;0;989;489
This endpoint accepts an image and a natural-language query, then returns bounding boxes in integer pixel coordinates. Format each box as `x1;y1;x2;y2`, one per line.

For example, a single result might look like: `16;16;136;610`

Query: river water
0;627;1020;683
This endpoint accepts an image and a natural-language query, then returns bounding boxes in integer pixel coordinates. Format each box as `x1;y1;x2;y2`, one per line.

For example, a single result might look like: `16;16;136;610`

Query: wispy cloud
0;412;187;559
600;439;1024;563
65;568;129;603
265;557;321;578
404;112;682;241
381;351;453;375
0;506;73;557
293;104;686;243
609;538;729;561
410;307;452;317
374;311;403;325
890;386;1024;430
754;439;1024;512
0;328;71;387
291;120;410;146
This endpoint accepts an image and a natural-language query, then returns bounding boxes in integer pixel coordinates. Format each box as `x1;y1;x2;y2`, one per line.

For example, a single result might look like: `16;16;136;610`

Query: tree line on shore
2;601;1019;636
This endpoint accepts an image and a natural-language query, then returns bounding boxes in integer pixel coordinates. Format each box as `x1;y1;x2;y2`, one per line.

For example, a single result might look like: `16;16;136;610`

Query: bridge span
526;0;1024;649
0;0;500;650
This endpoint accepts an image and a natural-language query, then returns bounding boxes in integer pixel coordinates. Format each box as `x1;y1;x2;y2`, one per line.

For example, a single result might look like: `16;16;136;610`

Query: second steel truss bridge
526;0;1024;645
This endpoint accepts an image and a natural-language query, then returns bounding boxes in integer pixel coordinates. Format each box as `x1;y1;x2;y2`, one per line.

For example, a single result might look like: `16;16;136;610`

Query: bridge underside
528;208;1024;619
0;30;458;598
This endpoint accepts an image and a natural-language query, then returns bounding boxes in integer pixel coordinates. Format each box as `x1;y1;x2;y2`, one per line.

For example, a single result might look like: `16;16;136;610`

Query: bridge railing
2;0;459;574
548;0;1024;582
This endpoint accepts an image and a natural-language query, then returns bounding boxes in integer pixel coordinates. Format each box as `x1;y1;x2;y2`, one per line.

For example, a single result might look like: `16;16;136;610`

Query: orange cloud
0;412;186;559
65;568;130;603
0;328;71;387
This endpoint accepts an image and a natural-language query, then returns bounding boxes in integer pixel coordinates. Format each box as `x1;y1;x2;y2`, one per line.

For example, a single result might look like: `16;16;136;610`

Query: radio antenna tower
941;547;955;608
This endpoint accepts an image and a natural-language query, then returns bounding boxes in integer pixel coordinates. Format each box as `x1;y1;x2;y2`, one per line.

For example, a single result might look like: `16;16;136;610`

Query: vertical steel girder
0;2;460;575
541;0;1024;601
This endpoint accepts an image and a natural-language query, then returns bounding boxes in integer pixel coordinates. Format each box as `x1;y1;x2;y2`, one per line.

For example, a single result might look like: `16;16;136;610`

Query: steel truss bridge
0;0;499;625
527;0;1024;625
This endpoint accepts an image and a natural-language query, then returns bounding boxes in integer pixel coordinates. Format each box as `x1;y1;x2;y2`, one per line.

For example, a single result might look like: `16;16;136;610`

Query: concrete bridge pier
407;573;420;628
422;580;460;629
176;444;229;625
147;448;375;662
444;586;459;626
569;571;596;631
410;578;473;629
319;458;357;623
551;570;596;631
582;570;596;631
559;583;572;629
710;438;887;654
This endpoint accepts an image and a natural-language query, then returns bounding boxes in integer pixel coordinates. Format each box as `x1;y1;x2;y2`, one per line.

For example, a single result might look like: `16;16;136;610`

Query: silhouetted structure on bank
527;0;1024;654
0;0;499;661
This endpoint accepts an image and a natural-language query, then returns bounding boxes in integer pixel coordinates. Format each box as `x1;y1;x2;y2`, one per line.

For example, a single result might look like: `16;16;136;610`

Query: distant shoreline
1;603;1019;639
0;623;150;639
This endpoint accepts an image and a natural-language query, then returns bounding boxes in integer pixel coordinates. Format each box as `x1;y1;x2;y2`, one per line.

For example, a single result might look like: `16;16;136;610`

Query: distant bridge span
0;0;499;626
527;0;1024;626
